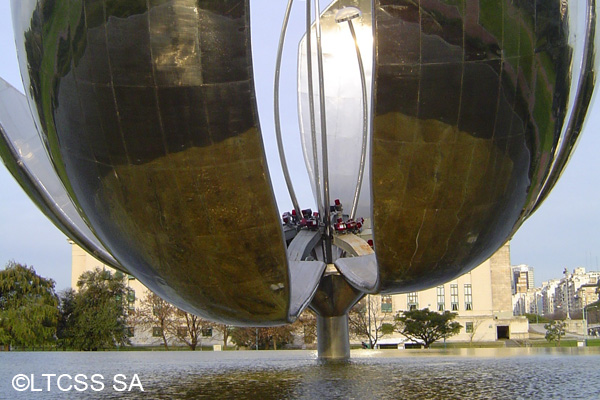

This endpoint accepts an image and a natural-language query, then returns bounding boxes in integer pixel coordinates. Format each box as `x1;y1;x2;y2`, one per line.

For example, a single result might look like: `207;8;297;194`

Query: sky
0;0;599;291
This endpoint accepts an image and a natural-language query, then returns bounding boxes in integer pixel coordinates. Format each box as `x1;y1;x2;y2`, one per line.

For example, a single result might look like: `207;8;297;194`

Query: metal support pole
310;270;364;361
274;0;302;218
306;0;324;220
316;314;351;360
346;18;369;221
314;0;333;263
583;306;588;344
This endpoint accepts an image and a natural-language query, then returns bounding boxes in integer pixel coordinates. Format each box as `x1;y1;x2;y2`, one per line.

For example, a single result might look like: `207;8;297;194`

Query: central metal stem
310;268;364;361
316;314;350;360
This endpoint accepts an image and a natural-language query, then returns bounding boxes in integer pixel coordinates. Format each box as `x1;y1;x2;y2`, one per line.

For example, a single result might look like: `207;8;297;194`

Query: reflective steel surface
1;0;598;349
0;78;122;271
10;0;291;325
371;0;598;292
299;0;374;219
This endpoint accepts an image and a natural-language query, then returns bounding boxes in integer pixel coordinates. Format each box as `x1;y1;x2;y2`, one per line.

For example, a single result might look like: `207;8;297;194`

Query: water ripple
1;348;599;399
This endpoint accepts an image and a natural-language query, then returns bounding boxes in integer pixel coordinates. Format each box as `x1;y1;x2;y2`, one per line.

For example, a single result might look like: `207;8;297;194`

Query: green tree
56;289;76;350
524;313;550;324
544;320;567;346
69;268;130;351
0;261;58;349
395;308;462;348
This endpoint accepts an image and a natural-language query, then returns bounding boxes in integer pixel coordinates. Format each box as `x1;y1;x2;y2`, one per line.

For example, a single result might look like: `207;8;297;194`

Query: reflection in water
2;349;599;399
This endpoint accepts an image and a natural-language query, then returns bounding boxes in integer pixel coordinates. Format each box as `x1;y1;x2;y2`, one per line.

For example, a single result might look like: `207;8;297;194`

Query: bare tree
134;291;176;349
264;325;295;350
169;310;211;350
230;325;296;350
210;323;233;348
348;295;391;348
467;319;484;346
294;310;317;346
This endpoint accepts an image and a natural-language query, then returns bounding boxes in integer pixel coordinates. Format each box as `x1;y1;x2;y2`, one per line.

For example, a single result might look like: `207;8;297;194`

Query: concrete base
317;314;350;360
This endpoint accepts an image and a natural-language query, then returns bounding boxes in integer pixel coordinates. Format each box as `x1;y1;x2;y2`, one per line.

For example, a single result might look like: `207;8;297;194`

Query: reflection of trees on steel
2;0;598;360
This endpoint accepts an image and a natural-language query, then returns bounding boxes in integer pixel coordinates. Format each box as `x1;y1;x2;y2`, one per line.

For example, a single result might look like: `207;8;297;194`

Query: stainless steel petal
298;0;374;219
0;77;123;272
287;230;327;319
333;234;377;292
527;0;599;216
11;0;294;325
371;0;596;293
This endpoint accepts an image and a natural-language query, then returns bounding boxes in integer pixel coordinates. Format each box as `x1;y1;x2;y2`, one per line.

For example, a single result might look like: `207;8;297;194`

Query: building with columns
72;240;527;347
366;243;529;347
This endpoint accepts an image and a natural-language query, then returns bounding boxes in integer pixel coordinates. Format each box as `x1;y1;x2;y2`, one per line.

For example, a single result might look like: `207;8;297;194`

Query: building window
465;322;473;333
407;292;419;310
202;327;213;337
381;295;393;313
464;284;473;310
450;284;459;311
127;289;135;304
152;327;163;337
437;286;445;311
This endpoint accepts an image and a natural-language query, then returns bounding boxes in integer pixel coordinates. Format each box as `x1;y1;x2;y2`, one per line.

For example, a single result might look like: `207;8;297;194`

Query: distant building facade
511;264;535;294
529;267;600;318
511;264;537;316
370;243;529;347
73;241;527;348
71;243;222;347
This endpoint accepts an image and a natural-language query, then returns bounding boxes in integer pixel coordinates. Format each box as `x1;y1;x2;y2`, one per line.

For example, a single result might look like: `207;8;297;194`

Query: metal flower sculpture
1;0;598;359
